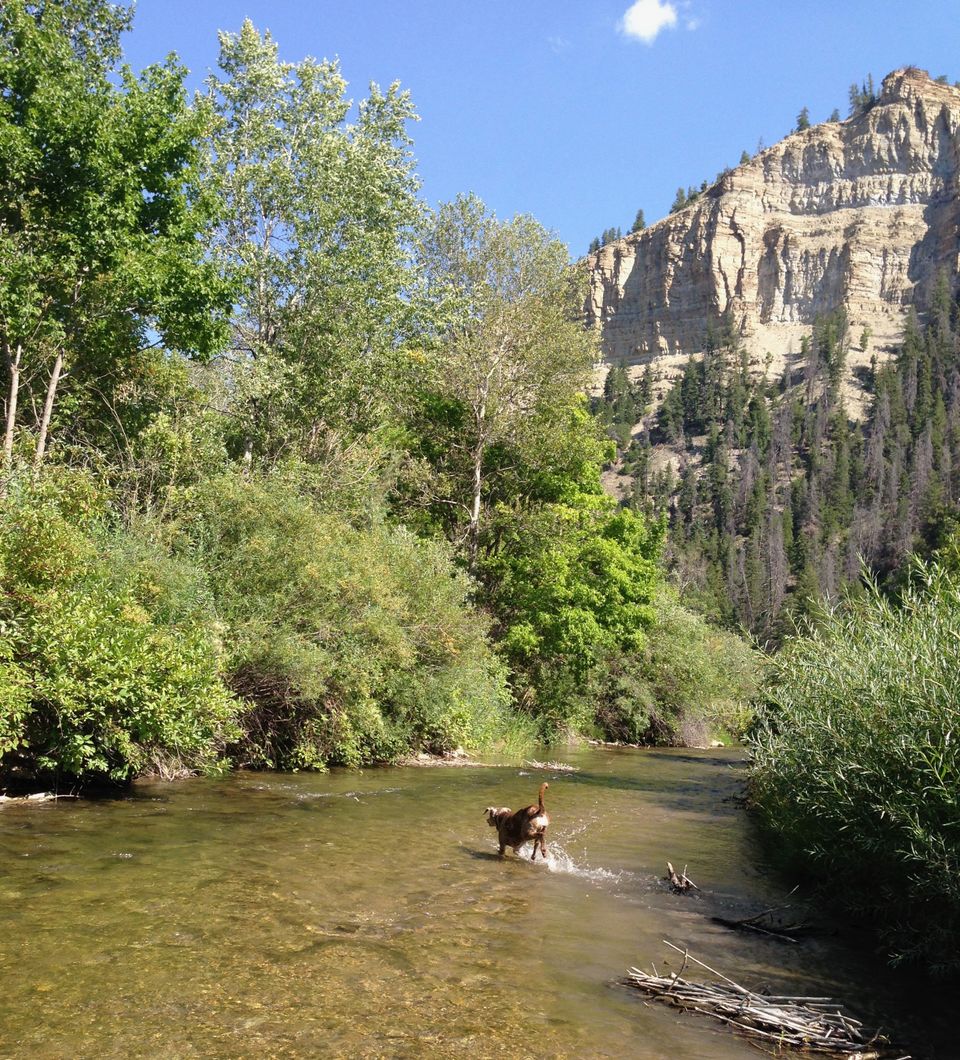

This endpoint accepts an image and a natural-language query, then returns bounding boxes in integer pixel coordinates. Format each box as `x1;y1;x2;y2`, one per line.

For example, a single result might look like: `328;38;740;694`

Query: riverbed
0;747;943;1057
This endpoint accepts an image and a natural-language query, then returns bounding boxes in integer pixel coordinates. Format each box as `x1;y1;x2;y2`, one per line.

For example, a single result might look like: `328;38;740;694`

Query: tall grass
749;563;960;973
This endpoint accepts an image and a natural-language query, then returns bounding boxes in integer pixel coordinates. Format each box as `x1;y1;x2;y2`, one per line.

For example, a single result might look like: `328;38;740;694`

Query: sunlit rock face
586;69;960;409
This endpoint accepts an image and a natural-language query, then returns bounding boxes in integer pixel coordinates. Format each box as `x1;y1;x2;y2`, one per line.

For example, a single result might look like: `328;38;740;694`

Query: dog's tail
538;782;548;812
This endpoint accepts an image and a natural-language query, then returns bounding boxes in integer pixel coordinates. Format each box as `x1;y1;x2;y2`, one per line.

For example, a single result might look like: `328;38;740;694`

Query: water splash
537;842;624;882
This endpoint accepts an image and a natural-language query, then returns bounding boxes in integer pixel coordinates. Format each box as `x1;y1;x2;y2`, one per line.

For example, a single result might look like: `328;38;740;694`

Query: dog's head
484;806;510;827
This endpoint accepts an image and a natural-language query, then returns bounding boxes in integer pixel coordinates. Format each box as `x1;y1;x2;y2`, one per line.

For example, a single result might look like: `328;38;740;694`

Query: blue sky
123;1;960;258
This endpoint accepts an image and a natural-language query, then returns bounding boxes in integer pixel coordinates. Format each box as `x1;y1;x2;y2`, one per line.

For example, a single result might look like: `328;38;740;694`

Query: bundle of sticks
624;942;908;1059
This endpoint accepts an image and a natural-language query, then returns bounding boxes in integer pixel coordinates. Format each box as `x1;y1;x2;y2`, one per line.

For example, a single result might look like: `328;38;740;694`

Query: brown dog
484;782;549;860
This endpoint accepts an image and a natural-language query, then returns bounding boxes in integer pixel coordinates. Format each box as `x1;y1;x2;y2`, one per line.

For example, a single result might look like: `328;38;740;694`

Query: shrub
591;590;760;744
172;475;519;769
0;474;239;783
749;563;960;973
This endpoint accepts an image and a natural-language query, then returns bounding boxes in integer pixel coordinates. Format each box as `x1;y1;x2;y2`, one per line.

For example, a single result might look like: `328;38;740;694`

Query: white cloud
547;35;571;55
620;0;678;44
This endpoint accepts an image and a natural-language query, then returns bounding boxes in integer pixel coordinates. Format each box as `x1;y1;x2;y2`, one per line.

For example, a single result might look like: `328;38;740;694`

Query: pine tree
630;208;646;233
796;106;811;131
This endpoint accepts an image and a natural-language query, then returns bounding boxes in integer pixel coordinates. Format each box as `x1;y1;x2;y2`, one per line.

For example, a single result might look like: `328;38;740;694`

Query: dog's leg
539;832;548;859
499;841;506;856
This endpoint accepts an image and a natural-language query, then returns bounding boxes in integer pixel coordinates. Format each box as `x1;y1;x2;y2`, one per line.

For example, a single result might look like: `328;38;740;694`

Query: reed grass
749;562;960;973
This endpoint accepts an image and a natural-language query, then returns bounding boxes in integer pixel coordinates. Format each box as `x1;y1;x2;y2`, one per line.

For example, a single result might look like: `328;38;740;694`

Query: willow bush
591;589;760;744
749;563;960;973
171;474;522;770
0;473;239;782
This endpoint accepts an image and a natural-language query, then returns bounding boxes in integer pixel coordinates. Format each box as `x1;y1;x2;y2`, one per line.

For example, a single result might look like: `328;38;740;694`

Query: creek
0;747;946;1057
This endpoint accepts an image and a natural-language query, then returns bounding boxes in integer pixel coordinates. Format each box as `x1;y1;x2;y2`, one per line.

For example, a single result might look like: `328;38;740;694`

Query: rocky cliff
587;68;960;408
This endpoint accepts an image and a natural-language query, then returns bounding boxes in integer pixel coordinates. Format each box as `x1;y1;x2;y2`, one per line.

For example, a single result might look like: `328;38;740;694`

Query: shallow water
0;748;946;1057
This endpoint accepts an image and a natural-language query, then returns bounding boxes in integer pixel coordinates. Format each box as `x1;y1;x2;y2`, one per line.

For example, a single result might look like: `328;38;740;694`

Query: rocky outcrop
587;69;960;406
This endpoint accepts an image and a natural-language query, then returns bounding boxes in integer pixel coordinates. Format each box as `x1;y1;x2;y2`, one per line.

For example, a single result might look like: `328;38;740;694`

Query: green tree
670;187;687;213
795;106;810;131
0;0;229;481
204;20;421;470
630;208;646;233
410;194;599;569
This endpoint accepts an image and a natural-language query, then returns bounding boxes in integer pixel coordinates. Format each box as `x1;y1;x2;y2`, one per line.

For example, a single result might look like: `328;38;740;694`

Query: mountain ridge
586;67;960;417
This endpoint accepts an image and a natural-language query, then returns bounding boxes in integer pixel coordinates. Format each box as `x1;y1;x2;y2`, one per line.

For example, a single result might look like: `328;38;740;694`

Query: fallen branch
666;861;700;893
523;760;580;773
622;941;907;1058
0;792;79;804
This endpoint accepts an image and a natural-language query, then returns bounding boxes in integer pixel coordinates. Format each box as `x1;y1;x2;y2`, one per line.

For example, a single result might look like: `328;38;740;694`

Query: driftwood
711;888;810;943
0;792;78;804
523;760;580;773
624;941;908;1059
666;861;699;893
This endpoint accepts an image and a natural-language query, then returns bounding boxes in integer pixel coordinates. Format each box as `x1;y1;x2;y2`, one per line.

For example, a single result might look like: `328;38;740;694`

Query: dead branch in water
623;941;908;1058
711;887;811;943
523;760;580;773
666;861;699;893
0;793;78;804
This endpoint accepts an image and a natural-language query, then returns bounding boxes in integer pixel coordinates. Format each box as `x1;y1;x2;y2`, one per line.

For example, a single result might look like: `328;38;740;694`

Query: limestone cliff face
587;69;960;400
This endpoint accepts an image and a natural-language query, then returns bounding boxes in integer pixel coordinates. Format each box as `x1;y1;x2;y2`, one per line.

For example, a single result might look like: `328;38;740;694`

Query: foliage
406;194;599;567
750;563;960;973
172;475;517;769
593;589;760;744
0;0;230;473
204;20;421;469
848;74;877;116
488;494;662;716
0;473;238;781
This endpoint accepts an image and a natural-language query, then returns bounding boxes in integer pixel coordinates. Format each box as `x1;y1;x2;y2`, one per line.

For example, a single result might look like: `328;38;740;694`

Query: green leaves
171;474;515;770
0;0;230;470
0;475;239;781
204;21;421;464
750;563;960;972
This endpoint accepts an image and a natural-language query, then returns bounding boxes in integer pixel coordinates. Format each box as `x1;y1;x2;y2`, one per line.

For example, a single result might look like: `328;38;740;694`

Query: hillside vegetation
597;282;960;643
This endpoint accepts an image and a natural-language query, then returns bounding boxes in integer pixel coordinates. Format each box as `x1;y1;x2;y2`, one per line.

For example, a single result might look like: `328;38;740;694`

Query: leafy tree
0;0;229;480
204;20;421;469
409;194;599;569
488;496;664;729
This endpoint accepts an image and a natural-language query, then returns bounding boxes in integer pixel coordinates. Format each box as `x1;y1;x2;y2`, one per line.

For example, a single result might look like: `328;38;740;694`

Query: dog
484;782;549;860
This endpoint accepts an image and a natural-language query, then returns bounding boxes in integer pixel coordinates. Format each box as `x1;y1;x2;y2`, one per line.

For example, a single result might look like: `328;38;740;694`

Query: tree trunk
2;341;22;483
467;442;483;570
467;387;488;571
34;350;64;473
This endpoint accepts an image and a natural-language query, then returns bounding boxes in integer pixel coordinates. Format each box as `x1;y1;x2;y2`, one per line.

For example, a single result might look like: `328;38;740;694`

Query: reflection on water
0;748;947;1058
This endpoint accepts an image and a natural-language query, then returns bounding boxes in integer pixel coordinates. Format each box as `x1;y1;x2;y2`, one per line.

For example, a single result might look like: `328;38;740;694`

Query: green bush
172;475;521;769
591;590;760;744
750;563;960;973
0;475;239;783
